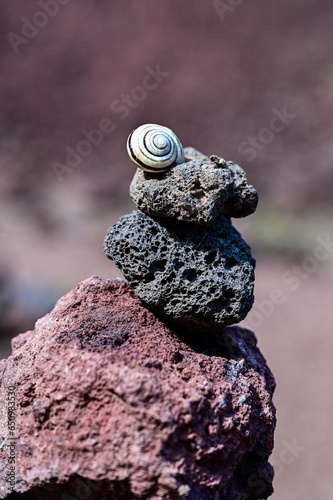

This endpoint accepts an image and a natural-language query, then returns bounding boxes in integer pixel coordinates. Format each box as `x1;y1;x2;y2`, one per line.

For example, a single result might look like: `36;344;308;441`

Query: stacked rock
104;124;258;333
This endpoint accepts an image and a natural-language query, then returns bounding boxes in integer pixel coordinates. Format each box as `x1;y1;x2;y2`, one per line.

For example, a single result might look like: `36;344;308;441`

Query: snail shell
127;123;185;173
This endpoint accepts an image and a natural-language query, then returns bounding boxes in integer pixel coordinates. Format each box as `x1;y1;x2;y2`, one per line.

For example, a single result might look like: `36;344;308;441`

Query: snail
127;124;185;173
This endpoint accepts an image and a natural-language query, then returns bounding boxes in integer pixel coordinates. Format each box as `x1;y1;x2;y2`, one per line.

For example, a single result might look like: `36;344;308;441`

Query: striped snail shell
127;123;185;173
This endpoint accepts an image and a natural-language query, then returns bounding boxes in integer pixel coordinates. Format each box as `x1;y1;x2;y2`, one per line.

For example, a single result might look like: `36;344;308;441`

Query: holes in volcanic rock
224;289;235;299
182;269;197;283
205;250;217;265
149;260;167;273
171;351;183;364
192;179;202;189
144;272;155;282
174;261;182;271
225;256;238;269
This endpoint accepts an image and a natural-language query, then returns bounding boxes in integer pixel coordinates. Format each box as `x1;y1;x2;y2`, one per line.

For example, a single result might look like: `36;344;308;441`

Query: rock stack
104;147;258;332
0;130;275;500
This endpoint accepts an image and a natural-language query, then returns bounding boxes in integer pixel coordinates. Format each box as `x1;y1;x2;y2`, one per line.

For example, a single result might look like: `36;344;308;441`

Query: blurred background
0;0;332;498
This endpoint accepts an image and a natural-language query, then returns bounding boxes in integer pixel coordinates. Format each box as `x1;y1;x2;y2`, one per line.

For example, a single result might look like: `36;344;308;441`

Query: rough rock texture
0;277;275;500
104;210;255;332
129;148;258;225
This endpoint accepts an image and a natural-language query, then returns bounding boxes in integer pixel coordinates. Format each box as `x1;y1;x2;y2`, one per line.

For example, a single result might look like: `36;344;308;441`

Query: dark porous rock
0;277;275;500
104;210;255;332
129;147;258;225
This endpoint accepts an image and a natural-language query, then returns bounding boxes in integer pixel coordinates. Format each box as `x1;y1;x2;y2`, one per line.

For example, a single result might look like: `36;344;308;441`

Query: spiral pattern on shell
127;124;185;173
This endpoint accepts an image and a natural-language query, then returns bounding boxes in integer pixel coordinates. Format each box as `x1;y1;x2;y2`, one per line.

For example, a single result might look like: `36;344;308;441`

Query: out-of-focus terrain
0;1;332;498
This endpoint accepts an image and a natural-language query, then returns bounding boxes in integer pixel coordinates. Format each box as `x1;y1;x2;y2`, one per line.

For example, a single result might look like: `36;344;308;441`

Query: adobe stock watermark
110;65;169;120
213;0;244;22
7;0;71;54
271;439;305;477
5;384;17;493
51;65;169;182
245;439;305;498
243;234;333;330
238;106;296;162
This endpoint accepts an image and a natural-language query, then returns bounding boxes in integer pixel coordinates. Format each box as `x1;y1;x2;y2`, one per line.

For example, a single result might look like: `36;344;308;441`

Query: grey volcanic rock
104;210;255;332
129;147;258;225
0;277;275;500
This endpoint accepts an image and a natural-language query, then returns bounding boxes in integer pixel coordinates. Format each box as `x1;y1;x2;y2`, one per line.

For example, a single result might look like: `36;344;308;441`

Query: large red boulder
0;276;275;499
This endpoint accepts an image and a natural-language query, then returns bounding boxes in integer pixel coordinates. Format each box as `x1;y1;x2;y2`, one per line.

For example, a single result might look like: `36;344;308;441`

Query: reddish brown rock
0;276;276;500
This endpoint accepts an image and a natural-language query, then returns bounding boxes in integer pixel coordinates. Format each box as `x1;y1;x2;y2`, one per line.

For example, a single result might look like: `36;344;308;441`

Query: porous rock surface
104;210;255;332
129;148;258;225
0;276;275;500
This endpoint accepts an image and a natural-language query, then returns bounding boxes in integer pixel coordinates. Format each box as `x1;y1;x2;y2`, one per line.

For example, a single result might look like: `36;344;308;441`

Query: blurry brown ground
0;1;332;498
